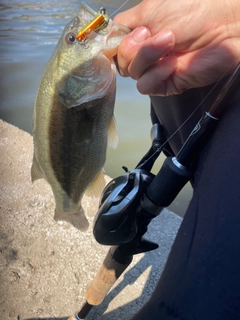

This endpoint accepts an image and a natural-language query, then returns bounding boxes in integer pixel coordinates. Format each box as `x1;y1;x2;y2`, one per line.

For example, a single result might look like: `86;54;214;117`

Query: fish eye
65;32;76;45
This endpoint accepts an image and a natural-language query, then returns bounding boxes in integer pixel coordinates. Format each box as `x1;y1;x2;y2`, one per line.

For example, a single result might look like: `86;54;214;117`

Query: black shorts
132;85;240;320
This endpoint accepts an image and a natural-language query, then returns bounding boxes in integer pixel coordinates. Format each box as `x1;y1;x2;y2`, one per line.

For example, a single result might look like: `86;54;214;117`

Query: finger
136;55;178;96
128;30;175;80
114;4;143;29
116;26;151;77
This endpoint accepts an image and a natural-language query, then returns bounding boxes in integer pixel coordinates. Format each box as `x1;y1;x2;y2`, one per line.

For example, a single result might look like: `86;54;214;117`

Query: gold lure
76;7;109;42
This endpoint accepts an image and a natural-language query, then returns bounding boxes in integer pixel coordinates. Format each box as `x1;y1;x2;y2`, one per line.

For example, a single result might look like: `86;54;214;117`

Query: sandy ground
0;120;182;320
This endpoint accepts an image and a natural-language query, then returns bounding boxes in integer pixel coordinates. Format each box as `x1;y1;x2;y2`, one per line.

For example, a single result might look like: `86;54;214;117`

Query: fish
31;2;129;231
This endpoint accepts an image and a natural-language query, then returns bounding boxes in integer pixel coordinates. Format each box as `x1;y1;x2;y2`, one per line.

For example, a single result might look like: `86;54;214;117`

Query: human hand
114;0;240;96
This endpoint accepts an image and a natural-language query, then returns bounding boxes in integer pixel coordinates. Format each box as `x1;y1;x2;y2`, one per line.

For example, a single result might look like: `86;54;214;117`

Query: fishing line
109;0;131;18
136;60;237;169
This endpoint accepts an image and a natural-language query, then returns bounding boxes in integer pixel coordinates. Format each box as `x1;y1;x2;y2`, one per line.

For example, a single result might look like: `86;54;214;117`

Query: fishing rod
66;62;240;319
67;61;240;320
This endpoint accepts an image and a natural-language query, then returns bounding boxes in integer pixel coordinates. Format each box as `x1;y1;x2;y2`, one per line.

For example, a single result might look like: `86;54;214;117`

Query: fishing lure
76;7;109;42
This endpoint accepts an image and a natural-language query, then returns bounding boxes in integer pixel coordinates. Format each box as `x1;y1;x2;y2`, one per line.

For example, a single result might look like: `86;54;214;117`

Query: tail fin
54;207;89;231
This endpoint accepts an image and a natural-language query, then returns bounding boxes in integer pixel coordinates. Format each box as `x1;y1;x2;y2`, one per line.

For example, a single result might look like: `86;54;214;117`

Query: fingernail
154;30;174;47
132;26;150;42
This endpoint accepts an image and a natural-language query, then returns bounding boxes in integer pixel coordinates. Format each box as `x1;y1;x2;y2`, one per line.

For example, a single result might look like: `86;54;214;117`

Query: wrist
214;0;240;63
226;0;240;35
227;0;240;62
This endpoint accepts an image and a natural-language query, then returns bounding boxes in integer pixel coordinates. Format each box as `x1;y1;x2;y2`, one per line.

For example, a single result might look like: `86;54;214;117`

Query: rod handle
85;247;132;305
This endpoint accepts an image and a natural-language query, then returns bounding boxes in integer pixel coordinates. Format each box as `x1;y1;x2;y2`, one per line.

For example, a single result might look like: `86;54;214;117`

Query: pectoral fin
108;116;118;149
31;156;43;182
85;169;106;198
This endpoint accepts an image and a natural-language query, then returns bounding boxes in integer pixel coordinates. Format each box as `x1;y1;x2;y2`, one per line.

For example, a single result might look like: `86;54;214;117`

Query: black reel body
93;169;155;246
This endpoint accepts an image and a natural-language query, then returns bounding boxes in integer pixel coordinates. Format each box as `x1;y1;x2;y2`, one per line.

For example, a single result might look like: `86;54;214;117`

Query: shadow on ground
26;248;165;320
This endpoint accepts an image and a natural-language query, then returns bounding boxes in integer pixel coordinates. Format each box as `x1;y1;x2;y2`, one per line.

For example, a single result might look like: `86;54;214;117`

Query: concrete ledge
0;119;182;320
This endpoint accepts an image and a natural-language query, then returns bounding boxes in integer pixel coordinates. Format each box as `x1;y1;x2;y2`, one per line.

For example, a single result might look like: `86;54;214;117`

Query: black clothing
132;86;240;320
150;80;226;156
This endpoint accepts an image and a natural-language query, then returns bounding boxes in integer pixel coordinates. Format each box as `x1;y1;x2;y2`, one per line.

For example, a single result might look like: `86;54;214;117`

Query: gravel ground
0;120;182;320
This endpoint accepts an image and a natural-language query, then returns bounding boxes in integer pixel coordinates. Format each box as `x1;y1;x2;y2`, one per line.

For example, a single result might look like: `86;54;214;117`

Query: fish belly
32;88;115;231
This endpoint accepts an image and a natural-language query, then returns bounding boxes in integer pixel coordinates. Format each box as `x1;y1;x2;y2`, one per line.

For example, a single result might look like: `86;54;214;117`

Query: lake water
0;0;192;216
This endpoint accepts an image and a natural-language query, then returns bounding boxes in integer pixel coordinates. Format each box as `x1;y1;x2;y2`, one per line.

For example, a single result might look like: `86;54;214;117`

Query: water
0;0;192;216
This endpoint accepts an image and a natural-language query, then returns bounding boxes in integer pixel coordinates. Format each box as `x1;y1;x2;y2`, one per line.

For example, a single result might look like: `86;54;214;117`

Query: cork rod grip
67;247;133;319
86;247;132;305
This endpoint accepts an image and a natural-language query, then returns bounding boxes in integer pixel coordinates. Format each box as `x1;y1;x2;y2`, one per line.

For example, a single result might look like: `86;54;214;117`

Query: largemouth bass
31;2;129;231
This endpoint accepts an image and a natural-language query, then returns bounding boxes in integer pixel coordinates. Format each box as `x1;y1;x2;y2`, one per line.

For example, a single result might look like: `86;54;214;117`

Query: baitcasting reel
93;168;155;245
93;123;166;249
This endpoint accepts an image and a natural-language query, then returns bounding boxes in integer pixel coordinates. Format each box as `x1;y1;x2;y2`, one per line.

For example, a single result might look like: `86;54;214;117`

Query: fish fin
31;156;43;182
85;169;106;198
54;208;89;231
108;116;119;149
